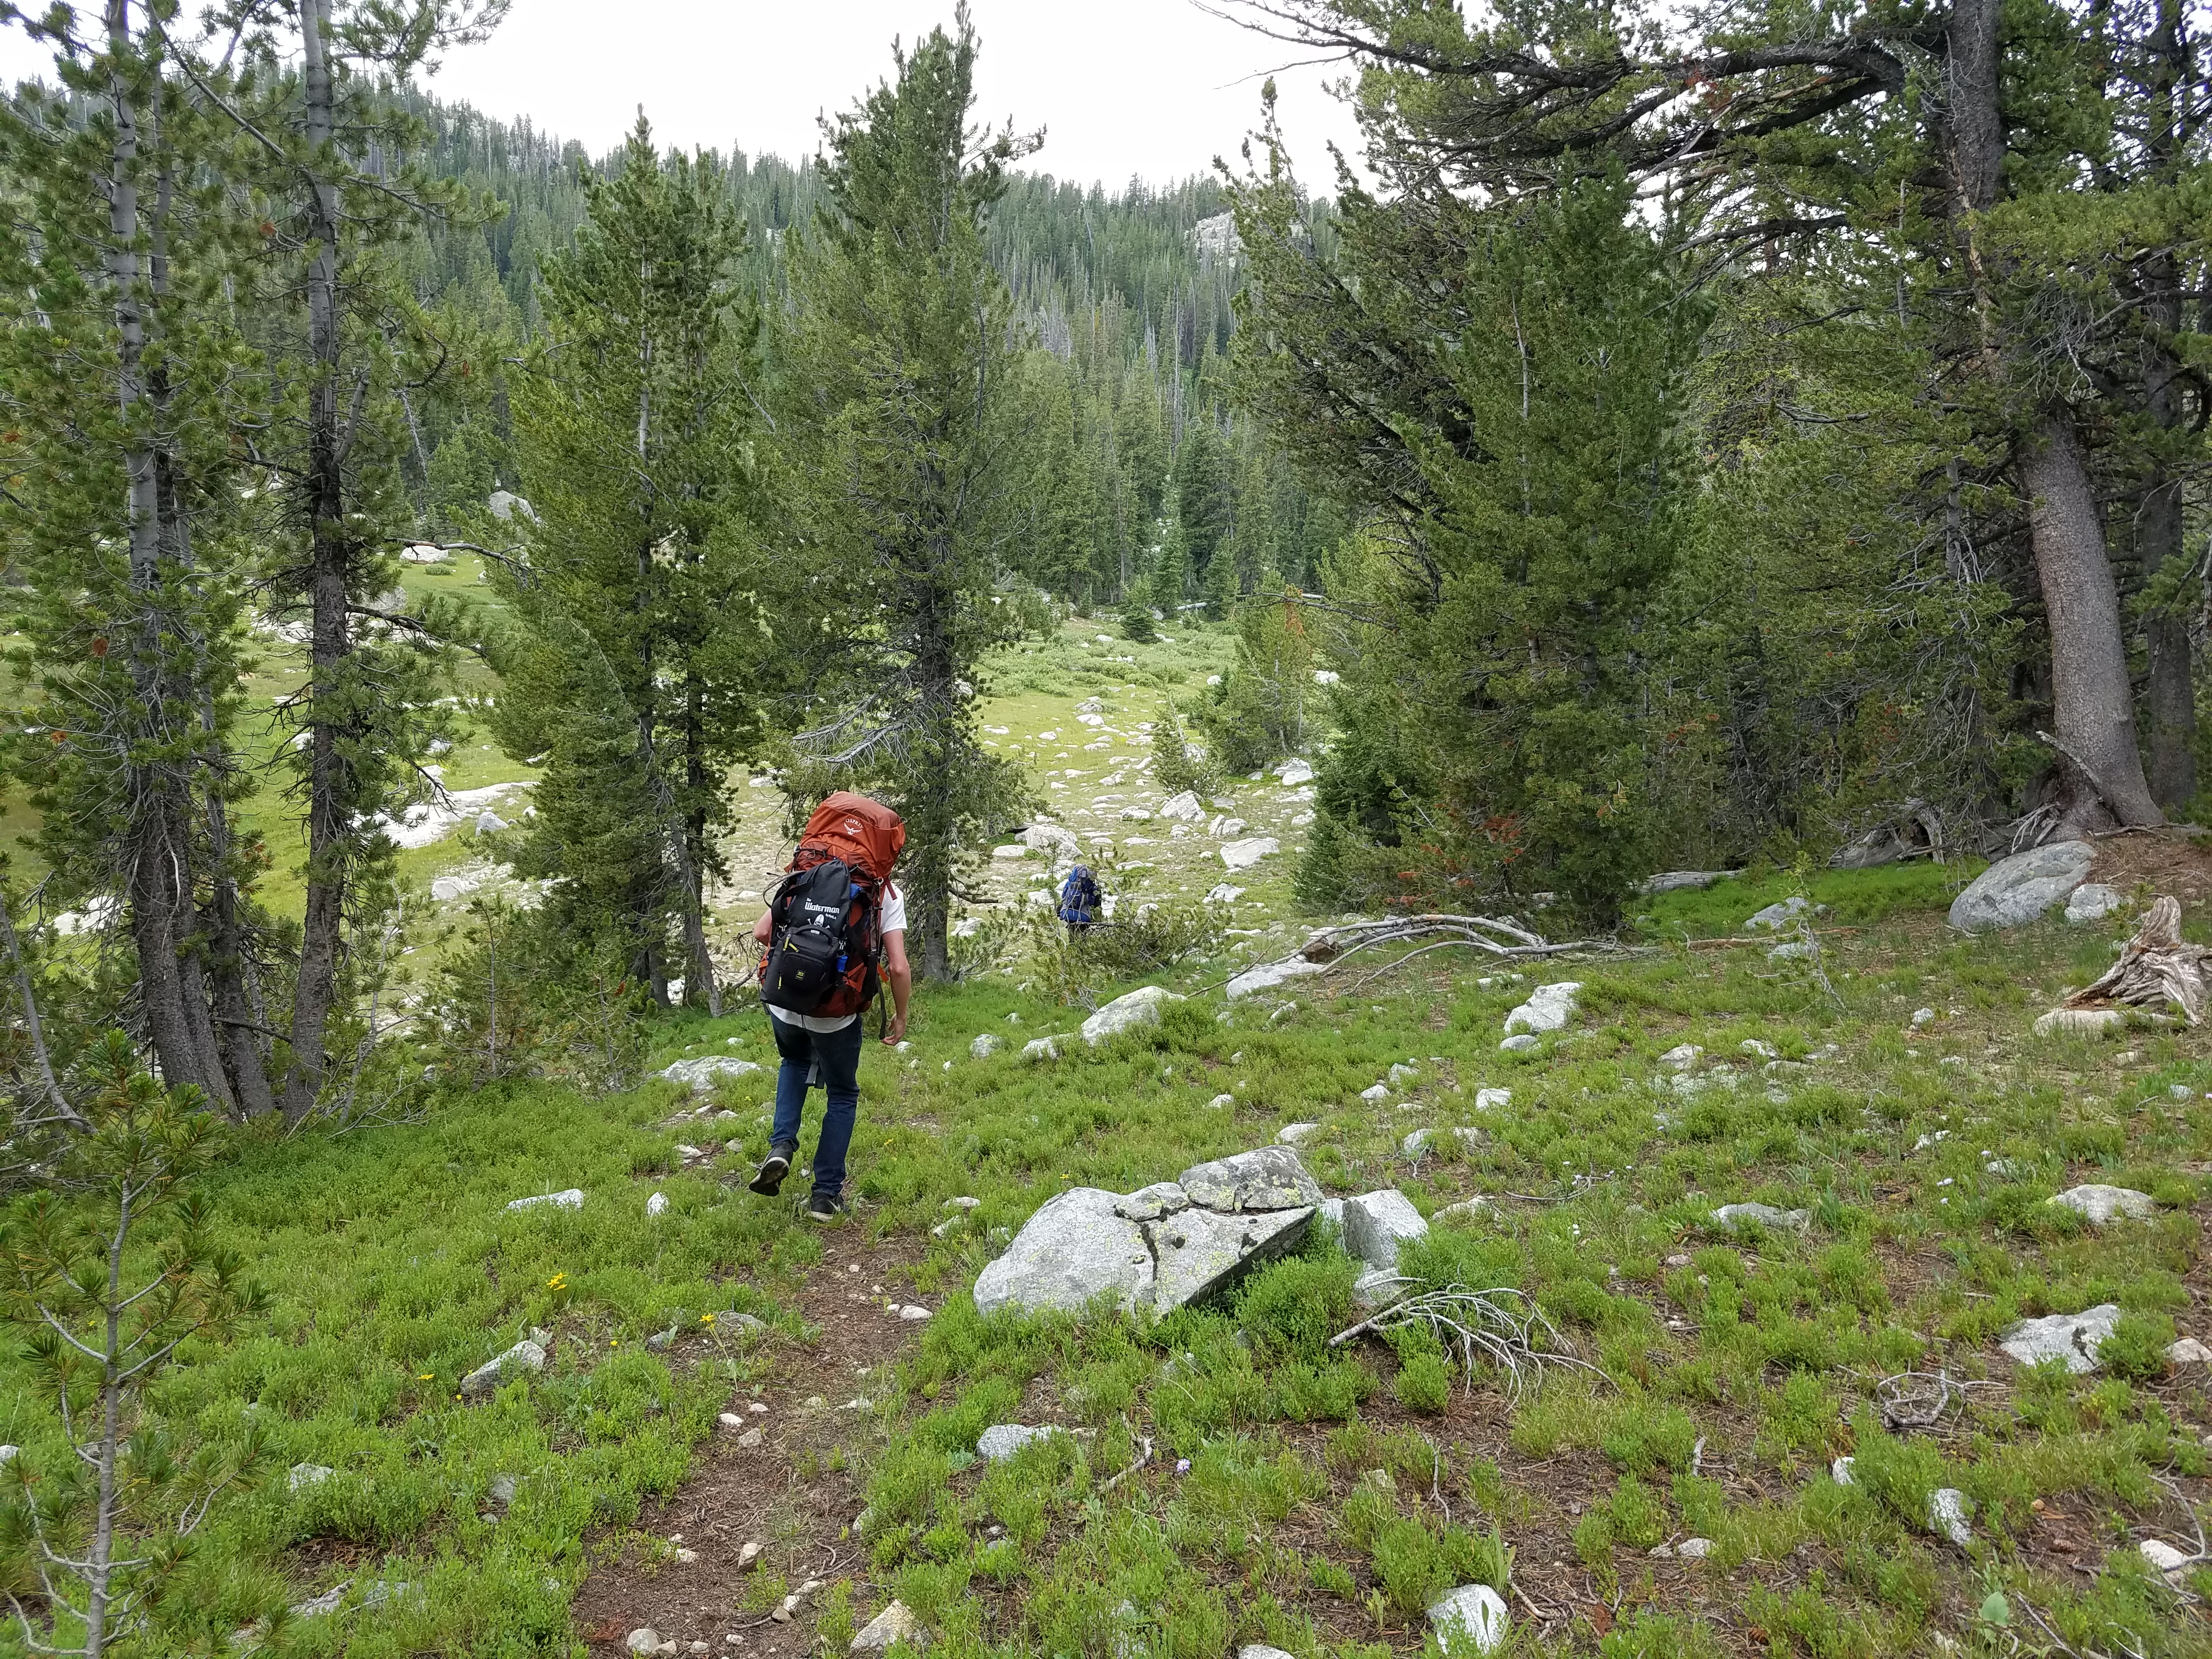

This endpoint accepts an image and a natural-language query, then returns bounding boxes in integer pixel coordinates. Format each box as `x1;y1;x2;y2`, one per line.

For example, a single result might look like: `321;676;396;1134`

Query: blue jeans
768;1015;864;1200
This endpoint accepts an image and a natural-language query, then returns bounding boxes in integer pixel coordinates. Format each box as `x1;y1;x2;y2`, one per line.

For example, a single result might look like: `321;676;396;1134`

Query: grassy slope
2;619;2210;1657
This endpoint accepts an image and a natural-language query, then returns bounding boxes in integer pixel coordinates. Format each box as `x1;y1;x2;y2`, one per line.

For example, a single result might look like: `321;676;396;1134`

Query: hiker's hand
882;1012;906;1046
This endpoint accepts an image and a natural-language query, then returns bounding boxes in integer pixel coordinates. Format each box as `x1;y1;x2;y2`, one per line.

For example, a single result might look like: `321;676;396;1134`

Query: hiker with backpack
1057;863;1103;935
747;792;910;1220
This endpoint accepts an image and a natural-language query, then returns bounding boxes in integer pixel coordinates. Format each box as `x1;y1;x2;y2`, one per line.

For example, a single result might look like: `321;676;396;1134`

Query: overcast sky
0;1;1366;194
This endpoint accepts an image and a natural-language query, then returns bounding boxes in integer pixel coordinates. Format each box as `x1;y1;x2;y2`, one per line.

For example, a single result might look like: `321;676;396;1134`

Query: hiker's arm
881;929;911;1045
751;908;774;946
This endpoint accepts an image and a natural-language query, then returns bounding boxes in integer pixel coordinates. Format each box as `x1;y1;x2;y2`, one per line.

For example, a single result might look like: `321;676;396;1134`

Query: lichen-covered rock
460;1338;546;1396
1948;839;2094;933
1176;1146;1322;1212
1080;985;1184;1046
973;1189;1155;1318
2050;1184;2155;1224
1113;1182;1190;1222
1927;1487;1972;1547
2000;1304;2120;1373
1218;836;1280;871
2032;1006;2132;1037
976;1425;1063;1463
505;1188;583;1212
1745;896;1812;931
970;1033;1001;1059
974;1174;1314;1319
1149;1205;1312;1310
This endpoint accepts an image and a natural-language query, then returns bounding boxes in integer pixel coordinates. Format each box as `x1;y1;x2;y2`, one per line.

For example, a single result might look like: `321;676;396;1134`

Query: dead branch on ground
1329;1283;1605;1401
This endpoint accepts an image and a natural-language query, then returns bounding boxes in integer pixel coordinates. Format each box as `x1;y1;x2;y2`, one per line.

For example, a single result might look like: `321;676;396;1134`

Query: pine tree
220;0;506;1120
0;5;274;1115
781;6;1040;980
1236;143;1699;917
496;117;778;1012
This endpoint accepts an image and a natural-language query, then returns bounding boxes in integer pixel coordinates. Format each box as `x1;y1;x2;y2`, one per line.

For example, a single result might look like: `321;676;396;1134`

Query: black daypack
760;858;882;1017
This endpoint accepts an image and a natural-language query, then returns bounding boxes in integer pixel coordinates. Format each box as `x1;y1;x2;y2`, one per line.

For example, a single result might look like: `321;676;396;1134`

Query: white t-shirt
769;882;906;1033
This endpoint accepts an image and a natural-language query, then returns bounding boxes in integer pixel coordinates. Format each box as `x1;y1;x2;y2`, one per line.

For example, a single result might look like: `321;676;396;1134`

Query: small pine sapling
0;1034;266;1656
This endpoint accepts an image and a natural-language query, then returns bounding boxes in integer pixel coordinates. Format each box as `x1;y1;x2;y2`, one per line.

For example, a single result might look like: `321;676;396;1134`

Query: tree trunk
2141;469;2194;813
2135;0;2195;815
681;680;722;1016
1949;0;2161;830
105;0;228;1102
281;0;352;1122
2020;409;2164;827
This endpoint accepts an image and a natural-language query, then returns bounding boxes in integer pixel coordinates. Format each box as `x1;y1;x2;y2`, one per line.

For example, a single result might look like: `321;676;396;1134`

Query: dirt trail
569;1228;927;1656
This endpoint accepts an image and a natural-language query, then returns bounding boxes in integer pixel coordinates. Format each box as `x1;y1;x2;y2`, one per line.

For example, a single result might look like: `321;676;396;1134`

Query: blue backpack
1057;865;1102;927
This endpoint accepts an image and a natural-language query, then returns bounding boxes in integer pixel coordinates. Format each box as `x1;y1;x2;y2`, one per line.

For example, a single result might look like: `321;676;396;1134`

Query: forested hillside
398;95;1344;610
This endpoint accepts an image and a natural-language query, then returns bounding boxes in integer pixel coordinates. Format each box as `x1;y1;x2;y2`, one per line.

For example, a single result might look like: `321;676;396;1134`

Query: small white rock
1676;1537;1714;1559
646;1191;668;1218
2168;1338;2212;1364
1276;1122;1321;1146
2141;1538;2195;1575
1426;1582;1509;1655
505;1188;583;1212
626;1632;665;1656
896;1304;932;1322
1831;1455;1855;1486
1927;1487;1972;1547
1473;1087;1510;1111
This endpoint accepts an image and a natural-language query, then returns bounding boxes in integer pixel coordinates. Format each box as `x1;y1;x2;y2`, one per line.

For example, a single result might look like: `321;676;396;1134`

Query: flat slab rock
974;1148;1322;1319
1948;839;2094;933
2050;1184;2155;1224
2000;1304;2121;1373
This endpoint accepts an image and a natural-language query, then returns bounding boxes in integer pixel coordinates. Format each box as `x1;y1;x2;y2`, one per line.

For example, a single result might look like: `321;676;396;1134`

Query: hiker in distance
747;792;911;1220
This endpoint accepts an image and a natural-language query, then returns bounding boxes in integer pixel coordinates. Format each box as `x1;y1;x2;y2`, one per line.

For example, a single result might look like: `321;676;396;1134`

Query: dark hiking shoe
805;1190;847;1222
748;1142;796;1197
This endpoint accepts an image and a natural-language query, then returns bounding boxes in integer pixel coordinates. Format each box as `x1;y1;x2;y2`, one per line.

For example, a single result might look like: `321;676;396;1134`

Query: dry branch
1329;1283;1604;1401
1231;913;1605;997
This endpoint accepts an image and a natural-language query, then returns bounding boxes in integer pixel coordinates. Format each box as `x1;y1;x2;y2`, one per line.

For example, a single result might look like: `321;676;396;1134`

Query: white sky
0;1;1366;195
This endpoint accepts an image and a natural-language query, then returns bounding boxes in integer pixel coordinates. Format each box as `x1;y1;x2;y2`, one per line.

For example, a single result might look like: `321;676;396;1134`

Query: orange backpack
759;794;906;1020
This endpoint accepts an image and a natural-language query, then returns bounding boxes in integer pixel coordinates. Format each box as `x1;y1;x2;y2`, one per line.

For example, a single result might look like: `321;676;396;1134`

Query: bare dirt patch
568;1228;928;1657
2091;827;2212;909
